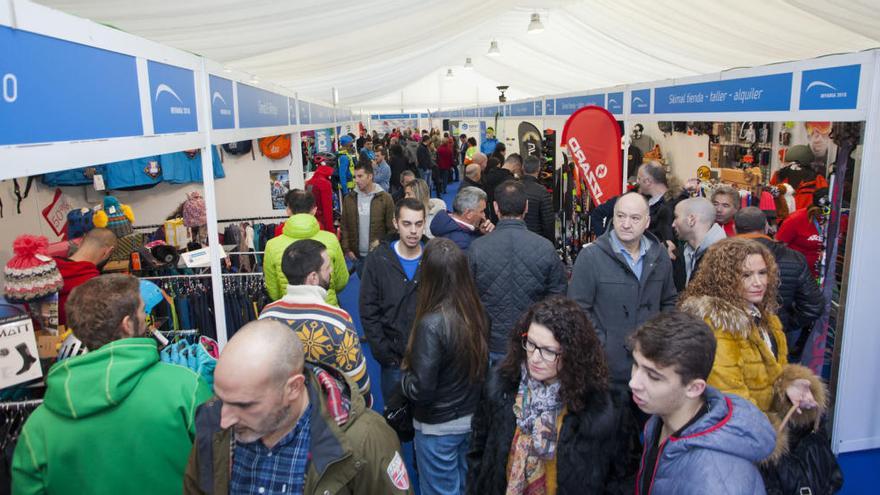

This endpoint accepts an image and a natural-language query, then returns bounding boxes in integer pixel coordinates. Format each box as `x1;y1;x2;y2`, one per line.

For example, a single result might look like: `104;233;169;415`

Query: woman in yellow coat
679;238;825;454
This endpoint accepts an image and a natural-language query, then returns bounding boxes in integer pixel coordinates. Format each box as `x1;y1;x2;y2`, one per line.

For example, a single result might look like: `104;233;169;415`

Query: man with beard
260;239;371;404
13;274;212;495
54;227;117;326
185;320;412;494
359;198;426;400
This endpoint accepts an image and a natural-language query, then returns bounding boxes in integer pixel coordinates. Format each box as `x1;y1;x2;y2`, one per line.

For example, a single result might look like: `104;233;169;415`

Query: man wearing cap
770;144;829;211
337;135;358;195
735;207;823;360
13;274;212;495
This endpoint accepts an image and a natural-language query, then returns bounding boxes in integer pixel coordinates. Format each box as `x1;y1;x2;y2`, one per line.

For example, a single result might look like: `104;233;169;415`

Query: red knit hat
4;235;63;303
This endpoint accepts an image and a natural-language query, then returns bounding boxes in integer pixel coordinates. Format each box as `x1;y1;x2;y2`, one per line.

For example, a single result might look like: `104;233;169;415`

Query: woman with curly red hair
679;238;826;461
466;296;637;494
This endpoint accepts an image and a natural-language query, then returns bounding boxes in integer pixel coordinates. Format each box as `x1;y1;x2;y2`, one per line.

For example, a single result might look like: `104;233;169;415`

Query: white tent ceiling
38;0;880;113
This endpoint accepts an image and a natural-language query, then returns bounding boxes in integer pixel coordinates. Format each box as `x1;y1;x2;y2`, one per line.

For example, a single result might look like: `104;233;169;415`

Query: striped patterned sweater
259;285;372;406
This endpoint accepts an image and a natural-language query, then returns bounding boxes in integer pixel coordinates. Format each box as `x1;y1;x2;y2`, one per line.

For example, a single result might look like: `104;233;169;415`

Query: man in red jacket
54;228;116;326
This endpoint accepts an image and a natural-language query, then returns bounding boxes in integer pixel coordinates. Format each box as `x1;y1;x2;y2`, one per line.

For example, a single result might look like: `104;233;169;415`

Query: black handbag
383;389;414;443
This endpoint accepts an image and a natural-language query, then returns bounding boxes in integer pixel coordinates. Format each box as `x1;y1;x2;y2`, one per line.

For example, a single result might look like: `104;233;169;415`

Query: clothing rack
0;398;43;408
222;272;264;277
133;215;288;230
140;274;210;280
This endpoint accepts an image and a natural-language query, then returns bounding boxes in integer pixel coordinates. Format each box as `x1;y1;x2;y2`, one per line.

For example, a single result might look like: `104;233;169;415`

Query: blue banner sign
482;106;501;118
533;101;542;116
237;83;288;128
607;92;624;114
509;101;533;116
545;99;556;116
209;75;234;130
315;128;333;153
311;104;334;124
376;113;411;120
0;26;143;145
555;94;605;115
654;73;792;113
799;65;860;110
289;98;297;125
464;108;478;118
299;102;311;125
631;89;651;114
420;113;429;118
148;61;198;134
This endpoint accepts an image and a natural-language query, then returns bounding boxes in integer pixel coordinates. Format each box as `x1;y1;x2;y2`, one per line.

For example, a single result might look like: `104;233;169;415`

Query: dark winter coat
417;143;433;171
521;175;555;242
389;155;412;193
746;234;824;340
401;312;481;424
468;219;566;354
358;238;420;366
467;367;637;495
568;230;678;383
635;386;776;495
462;176;485;193
483;168;514;223
430;210;481;251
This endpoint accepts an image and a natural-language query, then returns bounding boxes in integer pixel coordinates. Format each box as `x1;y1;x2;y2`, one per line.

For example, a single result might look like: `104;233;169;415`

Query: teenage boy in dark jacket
359;198;426;400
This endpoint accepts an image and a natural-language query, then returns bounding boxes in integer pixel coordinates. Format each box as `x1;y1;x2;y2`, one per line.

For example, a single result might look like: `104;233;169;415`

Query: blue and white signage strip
555;94;605;115
311;104;335;124
0;26;144;146
289;97;297;126
653;73;792;114
509;101;534;117
533;101;543;116
630;89;651;114
237;83;289;128
147;60;198;134
607;92;624;115
545;99;556;116
209;75;235;130
799;64;861;110
299;101;311;125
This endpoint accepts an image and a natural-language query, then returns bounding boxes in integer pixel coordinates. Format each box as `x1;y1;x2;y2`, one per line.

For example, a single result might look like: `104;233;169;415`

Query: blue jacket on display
104;156;163;189
42;167;106;187
635;386;776;495
161;147;225;184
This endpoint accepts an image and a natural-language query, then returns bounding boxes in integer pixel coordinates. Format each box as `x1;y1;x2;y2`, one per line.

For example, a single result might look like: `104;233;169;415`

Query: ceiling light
463;57;473;70
487;40;500;56
528;13;544;33
223;66;233;73
445;68;454;79
249;75;259;84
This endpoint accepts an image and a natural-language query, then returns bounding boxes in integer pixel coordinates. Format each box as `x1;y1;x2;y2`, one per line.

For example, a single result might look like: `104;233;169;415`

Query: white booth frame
2;0;878;458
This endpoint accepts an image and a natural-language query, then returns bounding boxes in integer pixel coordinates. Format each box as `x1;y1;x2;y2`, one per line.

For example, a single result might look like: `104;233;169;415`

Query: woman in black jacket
467;296;638;495
401;238;488;495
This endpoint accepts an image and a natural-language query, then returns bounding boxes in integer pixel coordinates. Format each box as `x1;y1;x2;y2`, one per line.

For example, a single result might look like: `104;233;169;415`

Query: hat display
93;195;135;238
4;235;64;303
783;145;815;165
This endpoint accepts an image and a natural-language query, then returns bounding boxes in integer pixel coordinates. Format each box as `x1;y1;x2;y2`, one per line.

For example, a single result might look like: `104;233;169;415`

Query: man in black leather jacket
735;207;824;360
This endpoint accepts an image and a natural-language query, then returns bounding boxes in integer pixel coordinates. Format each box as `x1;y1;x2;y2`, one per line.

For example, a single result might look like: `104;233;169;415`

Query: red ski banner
561;106;622;206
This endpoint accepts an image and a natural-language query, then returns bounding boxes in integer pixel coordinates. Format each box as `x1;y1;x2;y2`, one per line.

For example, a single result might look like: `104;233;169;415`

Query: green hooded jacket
263;214;349;307
12;338;212;495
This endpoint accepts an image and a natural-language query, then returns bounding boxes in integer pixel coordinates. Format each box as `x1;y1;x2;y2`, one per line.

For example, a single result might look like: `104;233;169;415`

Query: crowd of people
11;128;841;495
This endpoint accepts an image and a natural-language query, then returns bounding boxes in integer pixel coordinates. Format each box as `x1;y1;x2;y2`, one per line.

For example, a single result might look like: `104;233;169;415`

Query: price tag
93;174;106;191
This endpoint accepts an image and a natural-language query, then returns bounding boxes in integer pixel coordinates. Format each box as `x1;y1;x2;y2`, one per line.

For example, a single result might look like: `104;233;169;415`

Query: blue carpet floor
337;178;459;492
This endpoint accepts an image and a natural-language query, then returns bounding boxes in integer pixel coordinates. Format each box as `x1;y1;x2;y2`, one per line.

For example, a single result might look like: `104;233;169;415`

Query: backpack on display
222;140;253;156
258;135;292;160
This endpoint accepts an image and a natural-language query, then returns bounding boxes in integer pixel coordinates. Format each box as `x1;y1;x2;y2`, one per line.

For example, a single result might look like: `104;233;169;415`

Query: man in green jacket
12;274;212;495
264;189;349;306
184;319;412;494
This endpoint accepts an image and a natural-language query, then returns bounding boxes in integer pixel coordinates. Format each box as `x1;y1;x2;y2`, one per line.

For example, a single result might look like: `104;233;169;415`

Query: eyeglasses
522;337;561;362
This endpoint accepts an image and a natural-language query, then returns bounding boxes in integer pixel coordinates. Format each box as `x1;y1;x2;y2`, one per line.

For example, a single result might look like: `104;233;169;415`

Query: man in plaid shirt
184;320;412;494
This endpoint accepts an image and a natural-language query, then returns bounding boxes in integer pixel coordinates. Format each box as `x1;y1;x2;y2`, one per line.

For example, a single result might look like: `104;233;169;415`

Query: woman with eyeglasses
466;296;635;495
401;238;488;495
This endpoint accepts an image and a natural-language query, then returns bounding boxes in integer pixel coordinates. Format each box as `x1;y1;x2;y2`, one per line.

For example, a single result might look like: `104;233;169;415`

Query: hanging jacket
53;257;100;327
634;386;776;495
306;165;336;233
263;214;349;307
12;338;212;495
568;230;678;384
184;363;412;495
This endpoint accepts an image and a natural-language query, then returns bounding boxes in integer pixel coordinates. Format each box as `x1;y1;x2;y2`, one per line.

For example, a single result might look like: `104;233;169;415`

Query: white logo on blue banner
315;128;333;153
237;83;288;128
799;65;860;110
148;61;197;134
1;26;143;145
299;101;311;125
555;94;605;115
209;75;234;130
654;73;792;114
607;92;624;114
545;99;556;116
631;89;651;114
